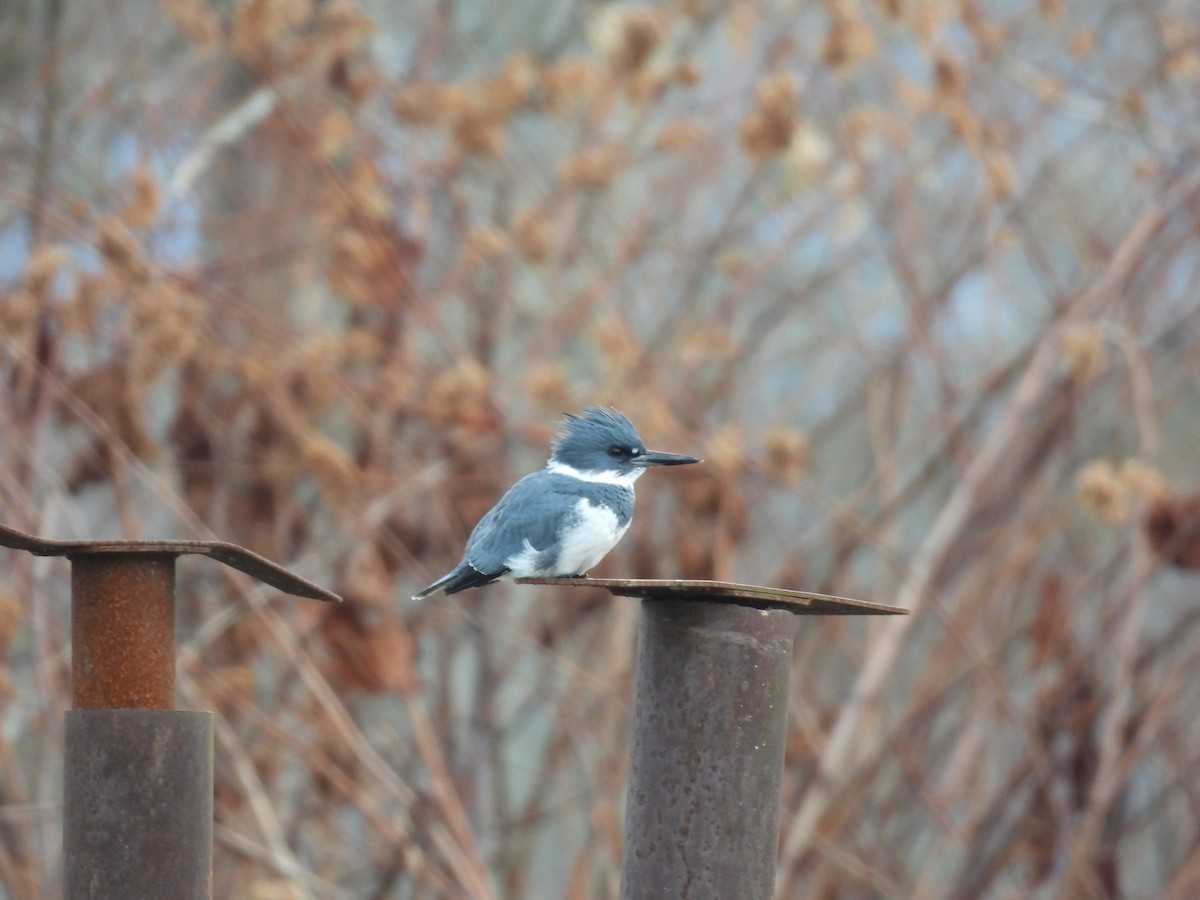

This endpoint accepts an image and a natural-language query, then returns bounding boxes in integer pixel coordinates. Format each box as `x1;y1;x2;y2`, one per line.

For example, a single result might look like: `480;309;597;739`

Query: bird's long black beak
632;450;703;468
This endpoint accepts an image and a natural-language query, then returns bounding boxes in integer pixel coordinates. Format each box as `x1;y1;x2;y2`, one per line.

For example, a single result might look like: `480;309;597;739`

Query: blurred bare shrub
3;0;1200;897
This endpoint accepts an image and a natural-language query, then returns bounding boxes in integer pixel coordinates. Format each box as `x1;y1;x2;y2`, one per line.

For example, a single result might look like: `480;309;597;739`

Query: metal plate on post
0;522;341;602
0;521;339;900
515;578;905;898
517;577;907;615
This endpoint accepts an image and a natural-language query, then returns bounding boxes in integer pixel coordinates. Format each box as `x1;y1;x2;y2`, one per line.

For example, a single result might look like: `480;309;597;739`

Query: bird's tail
411;570;456;601
412;562;507;600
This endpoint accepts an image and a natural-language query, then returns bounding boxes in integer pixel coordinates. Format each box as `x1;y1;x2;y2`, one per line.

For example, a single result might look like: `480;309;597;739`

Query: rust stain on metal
517;577;907;615
0;520;333;898
73;555;176;709
0;522;341;602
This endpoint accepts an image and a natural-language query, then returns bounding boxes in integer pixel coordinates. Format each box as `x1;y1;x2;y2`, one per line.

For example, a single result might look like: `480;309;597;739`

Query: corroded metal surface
0;522;341;602
518;576;906;615
515;578;902;896
64;710;213;899
72;555;176;710
0;519;336;900
620;599;795;900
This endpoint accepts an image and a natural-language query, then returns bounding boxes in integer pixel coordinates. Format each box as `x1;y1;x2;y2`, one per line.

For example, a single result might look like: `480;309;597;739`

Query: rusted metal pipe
619;599;796;900
64;710;213;899
71;554;176;709
520;577;904;898
0;522;340;900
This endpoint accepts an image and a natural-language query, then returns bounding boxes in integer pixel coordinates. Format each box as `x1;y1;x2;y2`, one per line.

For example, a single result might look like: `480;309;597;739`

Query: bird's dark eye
608;445;629;458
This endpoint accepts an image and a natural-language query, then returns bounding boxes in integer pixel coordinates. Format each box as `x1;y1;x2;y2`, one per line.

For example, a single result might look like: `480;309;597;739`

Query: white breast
499;501;619;578
502;497;632;578
552;498;629;576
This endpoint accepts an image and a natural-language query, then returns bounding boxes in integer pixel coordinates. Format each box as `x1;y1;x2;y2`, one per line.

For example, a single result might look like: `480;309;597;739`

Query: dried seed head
26;244;69;296
233;0;314;57
680;0;717;16
428;360;491;423
394;83;451;125
678;326;735;365
706;424;744;474
341;327;382;364
0;290;38;341
763;426;810;484
380;359;412;400
61;276;106;334
165;0;221;51
717;252;747;277
821;4;877;71
330;227;393;306
1070;28;1097;58
1134;157;1159;181
347;160;389;221
894;77;930;113
300;432;359;493
933;53;962;97
512;210;554;264
478;54;539;118
1144;491;1200;570
465;226;510;262
785;123;834;190
740;72;798;158
590;6;664;75
541;60;606;113
1060;325;1107;384
961;3;1003;53
501;53;539;98
559;145;622;189
123;165;161;228
97;217;150;283
449;101;506;157
1076;460;1129;524
1032;73;1064;106
674;60;701;86
594;318;639;369
316;110;355;159
525;364;570;407
1119;459;1167;503
943;96;982;149
129;280;204;385
983;149;1017;202
1166;47;1200;80
656;119;705;154
319;0;376;55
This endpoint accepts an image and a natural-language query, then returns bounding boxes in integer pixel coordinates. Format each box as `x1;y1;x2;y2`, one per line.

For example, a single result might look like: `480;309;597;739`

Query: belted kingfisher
413;407;701;599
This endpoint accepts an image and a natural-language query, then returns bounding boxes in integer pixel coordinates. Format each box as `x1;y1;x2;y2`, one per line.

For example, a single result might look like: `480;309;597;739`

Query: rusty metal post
64;710;213;899
620;600;794;900
64;553;209;899
518;577;905;900
72;554;176;709
0;523;340;900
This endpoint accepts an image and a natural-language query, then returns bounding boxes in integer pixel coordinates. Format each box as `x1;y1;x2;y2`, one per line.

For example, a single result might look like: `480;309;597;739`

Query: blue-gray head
548;407;701;482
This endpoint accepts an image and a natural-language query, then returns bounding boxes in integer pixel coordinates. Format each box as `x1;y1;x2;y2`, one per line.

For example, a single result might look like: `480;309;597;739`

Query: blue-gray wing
464;471;582;573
